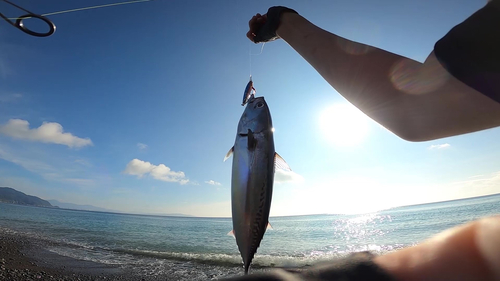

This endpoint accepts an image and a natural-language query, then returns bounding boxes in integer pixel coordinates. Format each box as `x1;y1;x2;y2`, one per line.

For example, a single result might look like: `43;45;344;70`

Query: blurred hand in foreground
225;215;500;280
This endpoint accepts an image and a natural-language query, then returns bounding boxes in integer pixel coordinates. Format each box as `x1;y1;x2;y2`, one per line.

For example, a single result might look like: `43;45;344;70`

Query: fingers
247;13;267;42
246;30;255;41
246;14;260;41
375;215;500;281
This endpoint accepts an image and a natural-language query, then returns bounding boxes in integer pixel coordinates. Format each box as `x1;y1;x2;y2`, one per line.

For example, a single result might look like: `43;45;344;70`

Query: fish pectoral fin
223;146;234;162
227;230;235;238
274;152;292;171
247;129;257;150
267;222;273;230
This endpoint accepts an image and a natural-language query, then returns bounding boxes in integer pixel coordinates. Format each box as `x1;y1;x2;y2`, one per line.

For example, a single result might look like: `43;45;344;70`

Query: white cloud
0;147;55;176
428;143;450;150
445;172;500;198
205;180;221;186
123;159;189;185
0;119;92;148
123;159;152;177
275;170;304;184
0;146;96;187
137;143;148;150
0;93;22;103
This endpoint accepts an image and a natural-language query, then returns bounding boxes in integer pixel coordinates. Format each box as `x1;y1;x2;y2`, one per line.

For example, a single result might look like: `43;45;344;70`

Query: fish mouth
248;96;264;103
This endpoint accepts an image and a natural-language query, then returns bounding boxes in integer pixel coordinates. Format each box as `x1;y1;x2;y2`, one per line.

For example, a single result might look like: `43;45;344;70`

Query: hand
375;215;500;280
246;13;267;43
246;7;298;43
223;215;500;280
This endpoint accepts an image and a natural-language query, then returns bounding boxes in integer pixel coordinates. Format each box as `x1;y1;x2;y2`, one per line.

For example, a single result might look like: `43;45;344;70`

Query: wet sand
0;229;253;280
0;230;142;280
0;228;303;280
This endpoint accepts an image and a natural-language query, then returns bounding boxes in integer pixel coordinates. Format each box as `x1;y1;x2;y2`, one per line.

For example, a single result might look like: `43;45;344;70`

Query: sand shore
0;229;144;281
0;227;303;280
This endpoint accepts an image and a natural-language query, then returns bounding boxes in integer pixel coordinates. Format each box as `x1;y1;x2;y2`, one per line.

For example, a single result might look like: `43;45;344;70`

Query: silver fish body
226;96;275;274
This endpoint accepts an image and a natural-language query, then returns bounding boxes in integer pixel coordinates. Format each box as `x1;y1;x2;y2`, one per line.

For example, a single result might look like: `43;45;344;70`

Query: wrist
276;12;305;41
268;6;297;38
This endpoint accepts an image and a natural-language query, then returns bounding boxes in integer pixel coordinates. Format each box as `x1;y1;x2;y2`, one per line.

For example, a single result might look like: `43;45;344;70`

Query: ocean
1;194;499;280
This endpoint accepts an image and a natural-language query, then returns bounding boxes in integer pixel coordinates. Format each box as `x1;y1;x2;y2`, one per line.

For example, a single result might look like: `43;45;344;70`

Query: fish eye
256;102;264;108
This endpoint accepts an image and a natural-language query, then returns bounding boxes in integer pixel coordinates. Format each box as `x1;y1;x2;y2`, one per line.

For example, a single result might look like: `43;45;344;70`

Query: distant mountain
47;200;117;213
48;201;192;216
0;187;193;216
0;187;52;207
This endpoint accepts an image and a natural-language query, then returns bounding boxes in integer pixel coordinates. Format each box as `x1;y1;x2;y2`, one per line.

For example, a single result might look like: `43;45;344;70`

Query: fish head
238;96;273;134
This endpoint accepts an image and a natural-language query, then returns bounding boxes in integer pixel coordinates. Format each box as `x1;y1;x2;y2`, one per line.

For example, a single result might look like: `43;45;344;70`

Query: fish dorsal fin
227;230;235;238
266;222;273;230
274;153;291;171
247;129;256;150
224;147;234;162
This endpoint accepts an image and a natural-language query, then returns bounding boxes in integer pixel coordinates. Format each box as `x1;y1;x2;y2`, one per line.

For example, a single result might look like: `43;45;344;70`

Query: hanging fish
242;76;256;106
224;96;291;274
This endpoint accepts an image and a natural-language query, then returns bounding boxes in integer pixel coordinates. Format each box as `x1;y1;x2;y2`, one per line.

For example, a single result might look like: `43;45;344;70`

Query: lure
242;76;256;106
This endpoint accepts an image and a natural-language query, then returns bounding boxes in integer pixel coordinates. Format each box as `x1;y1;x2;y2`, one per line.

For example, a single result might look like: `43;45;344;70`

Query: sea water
0;194;499;279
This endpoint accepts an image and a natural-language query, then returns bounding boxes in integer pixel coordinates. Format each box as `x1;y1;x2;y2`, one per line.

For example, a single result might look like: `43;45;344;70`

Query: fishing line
2;0;154;36
248;42;265;77
6;0;153;20
41;0;153;17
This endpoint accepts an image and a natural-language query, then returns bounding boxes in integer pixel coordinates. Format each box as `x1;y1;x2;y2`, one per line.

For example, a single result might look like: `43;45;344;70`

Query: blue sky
1;0;499;217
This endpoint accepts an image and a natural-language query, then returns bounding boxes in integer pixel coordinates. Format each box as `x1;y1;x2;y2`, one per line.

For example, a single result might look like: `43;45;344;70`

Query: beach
1;194;499;280
0;229;135;281
0;228;280;280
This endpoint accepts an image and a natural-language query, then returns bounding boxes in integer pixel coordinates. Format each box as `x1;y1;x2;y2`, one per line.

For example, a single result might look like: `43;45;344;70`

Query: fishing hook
0;0;55;37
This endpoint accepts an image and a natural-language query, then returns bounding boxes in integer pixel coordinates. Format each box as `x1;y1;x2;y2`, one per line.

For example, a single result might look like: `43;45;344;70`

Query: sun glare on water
319;103;370;146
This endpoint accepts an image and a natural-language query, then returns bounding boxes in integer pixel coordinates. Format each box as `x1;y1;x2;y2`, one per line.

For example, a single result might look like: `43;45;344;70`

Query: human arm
249;5;500;141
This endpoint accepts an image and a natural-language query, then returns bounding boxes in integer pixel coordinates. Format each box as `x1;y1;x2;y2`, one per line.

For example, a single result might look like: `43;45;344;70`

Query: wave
0;226;409;269
46;241;406;269
105;244;406;268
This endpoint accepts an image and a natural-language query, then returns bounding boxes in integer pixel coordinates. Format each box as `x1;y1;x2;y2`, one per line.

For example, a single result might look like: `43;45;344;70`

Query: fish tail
244;263;250;275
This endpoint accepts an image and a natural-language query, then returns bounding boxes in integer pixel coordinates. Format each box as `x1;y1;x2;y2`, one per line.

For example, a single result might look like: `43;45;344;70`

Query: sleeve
434;0;500;103
222;252;396;281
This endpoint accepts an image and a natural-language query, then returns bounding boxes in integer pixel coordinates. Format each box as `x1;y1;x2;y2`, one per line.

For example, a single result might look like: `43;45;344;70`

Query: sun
319;103;370;146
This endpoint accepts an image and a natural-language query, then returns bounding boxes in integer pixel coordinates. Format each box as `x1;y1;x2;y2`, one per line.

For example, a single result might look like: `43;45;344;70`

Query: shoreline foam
0;228;256;280
0;229;142;280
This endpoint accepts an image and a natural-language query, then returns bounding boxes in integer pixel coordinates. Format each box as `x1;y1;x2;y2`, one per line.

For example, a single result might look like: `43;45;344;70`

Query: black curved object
15;14;56;37
0;0;56;37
